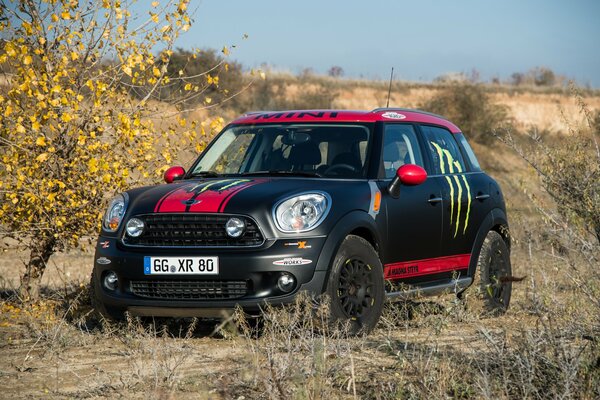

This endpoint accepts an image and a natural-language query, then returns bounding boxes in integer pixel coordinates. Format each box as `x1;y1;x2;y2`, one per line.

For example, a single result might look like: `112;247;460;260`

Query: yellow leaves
22;21;33;35
36;153;49;162
161;25;171;33
61;11;71;20
4;105;13;117
150;13;159;23
151;1;160;6
4;42;16;57
205;97;212;104
51;14;59;22
16;124;26;134
61;113;73;123
152;67;161;77
88;158;99;173
36;136;46;146
184;83;192;91
70;51;79;61
222;46;229;56
23;55;32;65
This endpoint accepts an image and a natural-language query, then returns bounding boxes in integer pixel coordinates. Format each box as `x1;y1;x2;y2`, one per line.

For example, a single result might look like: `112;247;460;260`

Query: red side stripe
384;254;470;280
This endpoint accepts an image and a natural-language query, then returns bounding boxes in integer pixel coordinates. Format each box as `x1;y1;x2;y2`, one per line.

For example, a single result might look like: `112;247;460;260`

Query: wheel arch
315;210;382;292
468;208;510;278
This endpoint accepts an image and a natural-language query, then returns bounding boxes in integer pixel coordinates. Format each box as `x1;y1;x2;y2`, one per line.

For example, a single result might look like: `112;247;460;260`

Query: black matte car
91;108;512;333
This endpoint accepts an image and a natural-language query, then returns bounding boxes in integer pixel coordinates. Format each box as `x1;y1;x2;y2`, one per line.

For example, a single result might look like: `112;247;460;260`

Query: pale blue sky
157;0;600;86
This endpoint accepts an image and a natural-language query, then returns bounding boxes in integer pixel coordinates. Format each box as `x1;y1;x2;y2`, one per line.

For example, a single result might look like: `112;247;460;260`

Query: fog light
103;271;118;291
126;218;145;237
277;273;296;293
225;217;245;238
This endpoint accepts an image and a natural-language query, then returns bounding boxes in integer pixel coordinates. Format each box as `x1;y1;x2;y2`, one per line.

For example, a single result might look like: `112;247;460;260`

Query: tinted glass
192;124;371;178
421;125;467;175
382;124;424;178
456;133;482;171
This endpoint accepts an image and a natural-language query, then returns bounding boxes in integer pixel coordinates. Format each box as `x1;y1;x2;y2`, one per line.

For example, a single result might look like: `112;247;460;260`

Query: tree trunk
19;236;56;301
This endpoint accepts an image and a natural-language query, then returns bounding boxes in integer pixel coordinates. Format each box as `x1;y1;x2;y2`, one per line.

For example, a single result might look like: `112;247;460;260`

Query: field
1;76;599;399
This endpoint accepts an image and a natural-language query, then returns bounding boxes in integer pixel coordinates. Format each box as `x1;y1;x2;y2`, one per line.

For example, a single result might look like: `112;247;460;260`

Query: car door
380;123;445;284
419;125;490;277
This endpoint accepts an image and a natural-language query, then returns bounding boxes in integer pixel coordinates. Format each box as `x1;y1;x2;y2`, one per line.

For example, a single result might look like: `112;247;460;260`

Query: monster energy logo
431;142;472;238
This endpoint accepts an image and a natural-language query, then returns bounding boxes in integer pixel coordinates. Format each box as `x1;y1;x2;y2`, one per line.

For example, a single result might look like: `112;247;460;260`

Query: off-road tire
325;235;384;334
463;230;512;316
89;270;125;322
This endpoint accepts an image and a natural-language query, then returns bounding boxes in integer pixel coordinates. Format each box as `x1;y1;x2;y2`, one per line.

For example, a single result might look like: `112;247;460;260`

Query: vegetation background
0;1;599;399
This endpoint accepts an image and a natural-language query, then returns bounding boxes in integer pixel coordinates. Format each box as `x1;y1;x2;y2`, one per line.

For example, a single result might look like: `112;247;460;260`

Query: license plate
144;256;219;275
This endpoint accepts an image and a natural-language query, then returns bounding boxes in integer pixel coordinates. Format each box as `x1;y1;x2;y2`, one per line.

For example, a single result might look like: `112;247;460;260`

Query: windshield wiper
188;170;221;178
238;170;322;178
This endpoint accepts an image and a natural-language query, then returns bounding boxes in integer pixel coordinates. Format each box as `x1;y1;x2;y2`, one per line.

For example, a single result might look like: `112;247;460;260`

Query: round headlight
103;194;128;232
274;192;330;232
225;217;245;238
126;218;145;237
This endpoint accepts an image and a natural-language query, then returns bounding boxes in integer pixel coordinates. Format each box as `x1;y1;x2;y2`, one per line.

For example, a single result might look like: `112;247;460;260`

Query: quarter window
382;124;424;178
421;126;466;175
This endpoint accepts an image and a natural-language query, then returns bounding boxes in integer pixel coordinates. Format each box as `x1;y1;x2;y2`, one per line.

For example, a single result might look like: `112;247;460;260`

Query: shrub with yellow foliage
0;0;226;299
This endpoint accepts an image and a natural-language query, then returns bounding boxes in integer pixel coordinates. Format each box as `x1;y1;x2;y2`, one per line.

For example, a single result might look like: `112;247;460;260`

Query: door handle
428;196;443;204
475;193;490;201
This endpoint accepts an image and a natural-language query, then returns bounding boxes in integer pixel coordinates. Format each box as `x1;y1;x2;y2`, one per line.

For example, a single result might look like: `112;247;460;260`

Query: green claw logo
431;142;472;237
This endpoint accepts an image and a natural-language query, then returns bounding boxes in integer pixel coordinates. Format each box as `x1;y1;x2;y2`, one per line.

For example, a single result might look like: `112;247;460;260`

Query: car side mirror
164;166;186;183
388;164;427;198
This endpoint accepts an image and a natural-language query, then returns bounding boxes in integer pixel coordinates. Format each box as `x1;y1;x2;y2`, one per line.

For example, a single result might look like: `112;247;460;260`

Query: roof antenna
386;67;394;108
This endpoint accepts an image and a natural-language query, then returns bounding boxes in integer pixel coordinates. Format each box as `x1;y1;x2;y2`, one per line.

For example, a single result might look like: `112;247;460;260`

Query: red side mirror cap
164;166;186;183
397;164;427;186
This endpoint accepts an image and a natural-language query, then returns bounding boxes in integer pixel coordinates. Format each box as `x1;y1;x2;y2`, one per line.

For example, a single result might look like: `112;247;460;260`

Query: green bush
420;84;511;144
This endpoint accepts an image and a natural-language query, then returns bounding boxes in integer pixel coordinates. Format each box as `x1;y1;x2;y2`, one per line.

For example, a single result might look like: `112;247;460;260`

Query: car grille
122;214;264;247
130;280;250;300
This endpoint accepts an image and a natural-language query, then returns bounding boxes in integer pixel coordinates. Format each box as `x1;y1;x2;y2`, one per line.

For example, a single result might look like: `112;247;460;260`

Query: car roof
230;108;461;133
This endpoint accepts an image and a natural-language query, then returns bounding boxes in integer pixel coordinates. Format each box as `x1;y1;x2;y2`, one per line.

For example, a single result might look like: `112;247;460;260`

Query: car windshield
190;124;372;178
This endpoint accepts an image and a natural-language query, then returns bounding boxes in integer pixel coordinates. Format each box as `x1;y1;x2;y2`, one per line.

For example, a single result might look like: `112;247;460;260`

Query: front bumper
92;236;328;316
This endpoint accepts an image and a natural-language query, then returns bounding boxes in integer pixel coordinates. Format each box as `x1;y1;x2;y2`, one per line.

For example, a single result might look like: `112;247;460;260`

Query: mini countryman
91;108;512;333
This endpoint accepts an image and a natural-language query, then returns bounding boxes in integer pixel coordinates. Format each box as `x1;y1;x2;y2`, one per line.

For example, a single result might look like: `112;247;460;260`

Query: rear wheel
463;230;512;316
325;235;384;334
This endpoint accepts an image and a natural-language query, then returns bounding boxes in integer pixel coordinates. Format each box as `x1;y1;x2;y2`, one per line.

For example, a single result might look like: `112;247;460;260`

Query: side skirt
385;277;472;300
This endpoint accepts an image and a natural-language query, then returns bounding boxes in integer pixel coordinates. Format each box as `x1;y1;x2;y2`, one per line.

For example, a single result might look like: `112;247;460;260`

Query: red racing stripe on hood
155;179;265;213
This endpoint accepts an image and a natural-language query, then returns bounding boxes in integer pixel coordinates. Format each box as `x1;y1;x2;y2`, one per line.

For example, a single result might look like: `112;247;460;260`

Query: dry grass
1;78;599;399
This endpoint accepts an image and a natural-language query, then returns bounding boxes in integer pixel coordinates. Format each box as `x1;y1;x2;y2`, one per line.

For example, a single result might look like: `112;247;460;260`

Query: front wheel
463;230;512;316
325;235;384;334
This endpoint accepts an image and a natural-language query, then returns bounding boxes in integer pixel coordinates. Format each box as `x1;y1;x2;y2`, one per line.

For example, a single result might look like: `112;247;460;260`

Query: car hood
125;177;374;237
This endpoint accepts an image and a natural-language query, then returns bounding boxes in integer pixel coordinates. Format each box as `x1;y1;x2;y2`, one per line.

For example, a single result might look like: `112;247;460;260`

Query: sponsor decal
100;241;110;249
154;178;265;213
96;257;111;265
381;111;406;120
273;257;312;266
430;142;472;237
384;254;470;280
284;241;312;249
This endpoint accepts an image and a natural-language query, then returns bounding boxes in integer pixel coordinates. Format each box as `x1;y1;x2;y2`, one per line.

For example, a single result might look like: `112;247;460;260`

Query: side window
421;126;466;175
382;124;424;178
456;133;482;171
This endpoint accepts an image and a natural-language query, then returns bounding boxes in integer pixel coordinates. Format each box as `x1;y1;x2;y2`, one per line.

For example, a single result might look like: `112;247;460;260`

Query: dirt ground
0;243;550;399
